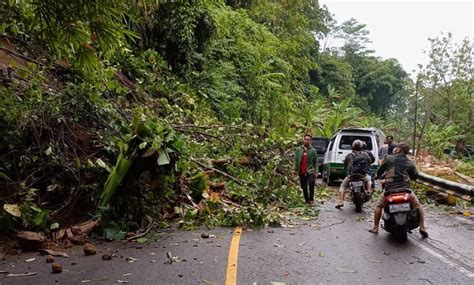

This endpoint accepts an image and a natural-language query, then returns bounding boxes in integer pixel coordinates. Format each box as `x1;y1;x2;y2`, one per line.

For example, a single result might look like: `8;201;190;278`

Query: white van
322;128;385;185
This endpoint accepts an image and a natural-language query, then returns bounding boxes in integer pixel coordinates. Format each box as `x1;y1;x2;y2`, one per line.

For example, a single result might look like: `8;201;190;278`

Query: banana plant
98;109;183;208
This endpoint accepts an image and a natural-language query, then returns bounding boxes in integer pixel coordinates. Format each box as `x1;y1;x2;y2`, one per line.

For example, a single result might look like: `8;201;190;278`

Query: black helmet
361;141;367;150
352;140;363;151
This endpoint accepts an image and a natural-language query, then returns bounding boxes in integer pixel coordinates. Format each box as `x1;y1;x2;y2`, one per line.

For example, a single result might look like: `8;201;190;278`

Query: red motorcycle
382;189;420;242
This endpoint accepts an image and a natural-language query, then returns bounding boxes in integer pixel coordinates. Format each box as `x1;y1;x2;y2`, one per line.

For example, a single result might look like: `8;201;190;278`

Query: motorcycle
348;173;371;212
382;189;420;242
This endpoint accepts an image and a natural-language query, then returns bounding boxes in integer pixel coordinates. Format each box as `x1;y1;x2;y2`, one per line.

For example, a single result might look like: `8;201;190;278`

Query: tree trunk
412;76;420;155
417;81;437;157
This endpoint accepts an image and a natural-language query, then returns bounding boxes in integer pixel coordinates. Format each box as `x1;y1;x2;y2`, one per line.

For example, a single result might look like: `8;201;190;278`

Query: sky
319;0;473;76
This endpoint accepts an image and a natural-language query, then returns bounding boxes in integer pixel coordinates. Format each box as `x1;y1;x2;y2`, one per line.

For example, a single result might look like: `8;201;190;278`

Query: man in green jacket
294;134;318;204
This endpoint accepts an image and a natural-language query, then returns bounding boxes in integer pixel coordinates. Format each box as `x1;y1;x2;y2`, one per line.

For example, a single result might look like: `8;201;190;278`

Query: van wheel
323;171;334;186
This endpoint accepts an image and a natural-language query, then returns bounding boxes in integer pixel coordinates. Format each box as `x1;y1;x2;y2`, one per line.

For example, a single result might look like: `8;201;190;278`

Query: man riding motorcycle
369;142;428;238
362;141;375;191
336;140;372;209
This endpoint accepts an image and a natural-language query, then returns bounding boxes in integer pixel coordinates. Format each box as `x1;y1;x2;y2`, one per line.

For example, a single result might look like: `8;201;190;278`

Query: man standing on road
294;134;318;205
378;135;394;164
369;142;429;238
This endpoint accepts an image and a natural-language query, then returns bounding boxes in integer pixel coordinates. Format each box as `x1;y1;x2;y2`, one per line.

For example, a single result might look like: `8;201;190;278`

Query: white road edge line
411;238;474;278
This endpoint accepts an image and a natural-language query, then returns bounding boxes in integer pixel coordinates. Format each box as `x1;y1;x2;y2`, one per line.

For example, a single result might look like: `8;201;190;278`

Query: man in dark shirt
369;142;428;238
387;135;395;156
294;134;318;205
336;140;372;208
362;141;375;191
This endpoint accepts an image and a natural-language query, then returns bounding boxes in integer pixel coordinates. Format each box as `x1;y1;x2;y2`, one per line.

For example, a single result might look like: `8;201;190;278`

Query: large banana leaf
99;153;132;208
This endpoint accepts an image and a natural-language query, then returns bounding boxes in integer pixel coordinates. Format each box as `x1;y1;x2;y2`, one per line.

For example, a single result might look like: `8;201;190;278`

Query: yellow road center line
226;226;243;285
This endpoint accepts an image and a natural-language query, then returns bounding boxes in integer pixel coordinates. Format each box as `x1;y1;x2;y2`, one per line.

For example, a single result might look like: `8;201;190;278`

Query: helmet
361;141;367;150
352;139;363;150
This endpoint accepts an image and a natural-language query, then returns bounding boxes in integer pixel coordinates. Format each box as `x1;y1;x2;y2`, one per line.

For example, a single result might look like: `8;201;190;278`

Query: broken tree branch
190;158;247;186
126;220;156;241
174;128;233;147
0;46;43;66
173;124;248;131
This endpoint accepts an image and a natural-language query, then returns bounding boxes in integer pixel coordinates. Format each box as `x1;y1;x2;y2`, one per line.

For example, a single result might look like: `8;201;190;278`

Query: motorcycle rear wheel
394;227;408;243
354;194;363;212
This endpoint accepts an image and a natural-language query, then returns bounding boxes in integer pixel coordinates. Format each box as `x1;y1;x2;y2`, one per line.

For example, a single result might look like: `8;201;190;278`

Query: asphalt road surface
1;190;473;285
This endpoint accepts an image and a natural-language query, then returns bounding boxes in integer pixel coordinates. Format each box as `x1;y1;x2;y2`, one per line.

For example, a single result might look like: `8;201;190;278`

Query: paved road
1;191;473;284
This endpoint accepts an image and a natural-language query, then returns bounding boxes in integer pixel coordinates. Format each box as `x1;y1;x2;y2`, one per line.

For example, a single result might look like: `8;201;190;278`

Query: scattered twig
0;46;43;66
321;218;346;228
173;124;248;131
5;272;37;277
126;220;156;241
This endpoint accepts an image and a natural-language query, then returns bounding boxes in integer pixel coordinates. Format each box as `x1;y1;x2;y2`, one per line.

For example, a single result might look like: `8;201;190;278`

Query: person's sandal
335;204;343;209
420;229;429;239
368;229;378;235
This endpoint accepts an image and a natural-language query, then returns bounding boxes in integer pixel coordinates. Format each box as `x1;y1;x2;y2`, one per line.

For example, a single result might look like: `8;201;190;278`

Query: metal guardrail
417;172;474;202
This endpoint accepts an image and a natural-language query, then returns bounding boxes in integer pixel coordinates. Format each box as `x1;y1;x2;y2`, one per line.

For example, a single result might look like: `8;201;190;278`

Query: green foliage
311;52;355;98
189;172;208;203
1;0;155;75
102;221;127;241
424;123;462;159
3;0;444;235
99;109;184;208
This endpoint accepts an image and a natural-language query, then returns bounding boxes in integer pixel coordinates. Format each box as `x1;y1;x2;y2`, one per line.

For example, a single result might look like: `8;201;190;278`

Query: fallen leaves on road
52;219;99;244
274;243;284;248
117;280;129;283
309;224;321;230
318;251;325;257
166;251;180;264
126;257;138;263
40;248;69;258
354;216;366;222
16;231;45;251
24;258;36;262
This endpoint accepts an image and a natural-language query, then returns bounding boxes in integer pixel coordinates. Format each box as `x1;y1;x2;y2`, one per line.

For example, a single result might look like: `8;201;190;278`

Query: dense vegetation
0;0;472;236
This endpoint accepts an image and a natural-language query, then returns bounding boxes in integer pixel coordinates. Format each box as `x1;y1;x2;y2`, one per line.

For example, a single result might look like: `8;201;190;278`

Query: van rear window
339;135;373;150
